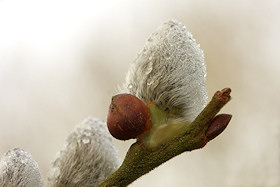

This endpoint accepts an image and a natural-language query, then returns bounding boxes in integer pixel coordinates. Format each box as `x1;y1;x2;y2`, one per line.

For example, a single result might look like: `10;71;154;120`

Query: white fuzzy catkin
121;20;207;122
0;148;42;187
48;117;121;186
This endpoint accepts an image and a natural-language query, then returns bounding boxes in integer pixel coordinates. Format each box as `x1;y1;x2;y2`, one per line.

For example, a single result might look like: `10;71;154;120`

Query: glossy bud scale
107;94;151;140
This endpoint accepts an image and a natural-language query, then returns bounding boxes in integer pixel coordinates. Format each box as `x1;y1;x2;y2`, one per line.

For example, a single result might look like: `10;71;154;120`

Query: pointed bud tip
206;114;232;141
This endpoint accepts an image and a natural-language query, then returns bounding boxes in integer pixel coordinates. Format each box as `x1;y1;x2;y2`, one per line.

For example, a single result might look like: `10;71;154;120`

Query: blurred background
0;0;279;186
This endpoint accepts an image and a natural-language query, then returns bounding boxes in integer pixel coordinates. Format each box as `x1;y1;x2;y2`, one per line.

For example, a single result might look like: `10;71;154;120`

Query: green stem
98;88;231;187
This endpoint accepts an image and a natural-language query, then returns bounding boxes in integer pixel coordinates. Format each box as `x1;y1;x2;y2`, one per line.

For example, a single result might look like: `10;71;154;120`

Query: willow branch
98;88;232;187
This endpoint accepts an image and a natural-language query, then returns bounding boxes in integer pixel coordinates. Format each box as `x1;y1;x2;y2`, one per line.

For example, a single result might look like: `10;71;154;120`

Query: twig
98;88;232;187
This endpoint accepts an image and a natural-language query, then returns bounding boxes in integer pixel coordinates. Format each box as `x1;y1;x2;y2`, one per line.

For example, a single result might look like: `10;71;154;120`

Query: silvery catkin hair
47;117;120;186
0;148;42;187
121;19;207;122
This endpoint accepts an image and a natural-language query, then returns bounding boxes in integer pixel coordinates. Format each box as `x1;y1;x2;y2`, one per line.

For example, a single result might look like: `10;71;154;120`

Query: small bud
206;114;232;141
0;148;42;187
48;117;120;186
107;94;151;140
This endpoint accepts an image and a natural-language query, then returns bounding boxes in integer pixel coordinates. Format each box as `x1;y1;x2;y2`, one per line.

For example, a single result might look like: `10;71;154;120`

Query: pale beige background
0;0;279;186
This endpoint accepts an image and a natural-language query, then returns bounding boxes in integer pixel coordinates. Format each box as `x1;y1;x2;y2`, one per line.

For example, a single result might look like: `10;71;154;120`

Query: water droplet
148;56;153;60
128;84;133;89
53;168;60;177
84;131;91;136
82;137;90;144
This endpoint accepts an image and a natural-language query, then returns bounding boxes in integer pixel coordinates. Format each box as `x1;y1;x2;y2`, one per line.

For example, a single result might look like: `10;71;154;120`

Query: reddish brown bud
107;94;151;140
206;114;232;141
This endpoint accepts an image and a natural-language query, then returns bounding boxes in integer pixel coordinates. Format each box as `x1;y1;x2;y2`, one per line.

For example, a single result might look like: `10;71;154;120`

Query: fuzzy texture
121;20;207;122
47;117;121;187
0;148;42;187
